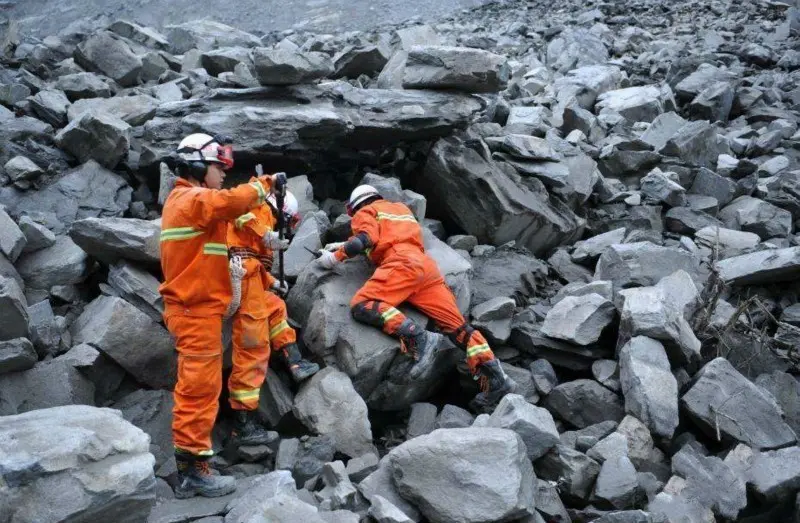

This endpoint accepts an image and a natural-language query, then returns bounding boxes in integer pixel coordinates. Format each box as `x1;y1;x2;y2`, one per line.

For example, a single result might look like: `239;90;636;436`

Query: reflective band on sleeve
376;212;417;223
249;182;267;204
235;213;256;229
203;243;229;256
160;227;203;242
466;344;492;358
229;388;260;401
364;247;373;257
381;307;401;322
270;320;291;339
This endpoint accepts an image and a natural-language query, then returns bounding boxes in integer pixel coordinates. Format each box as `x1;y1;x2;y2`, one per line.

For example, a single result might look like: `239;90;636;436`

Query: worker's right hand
317;250;339;270
262;231;290;251
273;172;287;189
323;241;345;252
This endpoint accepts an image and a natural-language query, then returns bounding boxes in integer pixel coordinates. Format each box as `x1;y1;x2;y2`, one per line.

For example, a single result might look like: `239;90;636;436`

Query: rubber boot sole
174;478;236;499
409;332;444;379
469;378;517;413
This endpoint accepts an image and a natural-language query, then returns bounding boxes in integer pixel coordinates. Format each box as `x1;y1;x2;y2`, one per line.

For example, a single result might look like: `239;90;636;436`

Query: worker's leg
228;277;277;446
166;312;224;456
265;291;319;382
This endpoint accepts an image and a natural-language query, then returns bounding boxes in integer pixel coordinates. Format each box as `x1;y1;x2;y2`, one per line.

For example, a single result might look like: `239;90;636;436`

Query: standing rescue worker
159;133;288;499
227;186;320;393
316;185;516;411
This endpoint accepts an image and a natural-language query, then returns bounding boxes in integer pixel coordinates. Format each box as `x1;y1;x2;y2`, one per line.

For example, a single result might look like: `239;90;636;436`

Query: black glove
274;172;287;190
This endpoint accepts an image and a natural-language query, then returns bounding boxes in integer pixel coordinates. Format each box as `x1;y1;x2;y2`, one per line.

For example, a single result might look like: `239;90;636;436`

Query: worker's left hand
271;279;289;297
263;231;290;251
317;250;339;270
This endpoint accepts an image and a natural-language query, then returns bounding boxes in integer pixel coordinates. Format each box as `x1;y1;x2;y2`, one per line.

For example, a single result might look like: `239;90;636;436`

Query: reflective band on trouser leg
464;330;495;373
229;312;270;410
352;300;407;336
160;227;203;242
266;292;297;351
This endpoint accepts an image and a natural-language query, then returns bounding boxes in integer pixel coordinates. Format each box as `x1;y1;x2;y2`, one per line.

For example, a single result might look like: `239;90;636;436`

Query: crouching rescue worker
227;183;320;390
159;133;287;499
316;185;516;411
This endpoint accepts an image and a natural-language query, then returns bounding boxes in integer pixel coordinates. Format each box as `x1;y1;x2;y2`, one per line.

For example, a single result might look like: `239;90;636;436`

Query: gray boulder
595;242;700;290
659;120;719;169
755;372;800;437
5;156;45;187
69;217;160;266
68;95;160;126
165;20;261;54
592;456;641;510
718;196;792;240
545;380;625;429
60;343;126;406
281;211;329;280
596;84;677;124
107;261;164;322
748;446;800;502
640;168;686;207
689;82;734;123
201;46;253;76
15;236;89;290
681;357;797;450
0;338;36;375
30;89;71;127
407;402;438;439
403;45;509;93
675;63;739;102
0;206;25;263
0;160;132;235
71;295;176;389
470;247;548;306
436;404;475;429
0;354;95;415
27;299;62;357
55;110;131;168
18;216;55;253
619;337;679;439
54;72;114;101
252;48;333;85
530;359;558;395
74;30;143;87
546;28;609;73
640;112;689;151
292;367;375;458
114;389;173;468
369;495;415;523
540;293;616;346
388;428;536;523
536;445;602;504
717;246;800;285
425;137;584;256
618;285;701;369
359;455;421;522
571;228;626;265
334;45;389;78
487;393;560;459
0;405;154;523
689;168;736;207
108;20;169;50
471;297;515;344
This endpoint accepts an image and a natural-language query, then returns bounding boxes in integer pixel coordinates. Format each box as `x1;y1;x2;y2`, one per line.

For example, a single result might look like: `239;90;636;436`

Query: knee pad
351;301;385;328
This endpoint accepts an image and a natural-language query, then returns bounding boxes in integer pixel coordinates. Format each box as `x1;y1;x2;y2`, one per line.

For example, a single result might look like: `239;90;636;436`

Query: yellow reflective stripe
270;320;290;339
235;213;256;229
203;243;228;256
175;446;214;457
365;247;373;257
376;212;416;222
249;182;266;204
196;449;214;456
230;388;260;400
160;227;203;242
381;307;401;322
467;344;491;358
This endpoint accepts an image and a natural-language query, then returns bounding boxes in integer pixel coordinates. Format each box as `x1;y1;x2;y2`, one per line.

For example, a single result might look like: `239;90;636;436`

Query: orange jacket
159;177;272;316
227;185;279;290
335;200;425;266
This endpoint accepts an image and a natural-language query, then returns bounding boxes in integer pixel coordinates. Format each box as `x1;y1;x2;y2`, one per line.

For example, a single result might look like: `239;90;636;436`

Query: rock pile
0;0;799;521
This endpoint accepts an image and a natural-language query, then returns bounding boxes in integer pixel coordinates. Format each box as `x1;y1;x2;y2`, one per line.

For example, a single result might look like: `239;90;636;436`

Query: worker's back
353;200;424;265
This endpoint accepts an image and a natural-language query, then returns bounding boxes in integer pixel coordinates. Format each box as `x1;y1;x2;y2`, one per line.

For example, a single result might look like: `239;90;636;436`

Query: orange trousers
351;252;495;372
165;311;224;456
229;276;272;411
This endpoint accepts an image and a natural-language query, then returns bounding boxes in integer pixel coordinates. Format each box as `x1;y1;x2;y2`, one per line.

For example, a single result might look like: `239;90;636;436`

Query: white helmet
177;133;234;169
347;185;380;216
268;190;300;231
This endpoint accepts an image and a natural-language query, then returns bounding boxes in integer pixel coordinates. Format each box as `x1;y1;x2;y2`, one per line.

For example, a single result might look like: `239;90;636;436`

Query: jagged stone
717;246;800;285
682;357;797;450
71;295;176;389
26;299;61;357
0;353;95;415
0;206;25;263
407;402;438;439
403;45;509;93
69;217;160;266
571;228;626;265
5;156;44;186
659;120;719;169
54;72;114;101
108;19;169;50
689;82;734;123
675;63;738;102
359;455;421;522
15;236;89;290
690;168;736;207
293;367;375;458
546;28;609;73
114;389;173;468
68;95;160;126
252;48;333;85
718;196;793;240
201;46;252;76
435;404;475;429
536;445;602;504
665;207;722;236
369;495;414;523
541;294;616;346
0;337;36;375
60;343;126;406
545;380;625;429
755;372;800;437
18;216;55;254
640;168;686;207
166;20;261;54
595;242;700;290
30;88;71;127
530;359;558;395
593;359;621;393
471;297;515;344
487;393;560;459
548;249;594;283
388;428;536;523
333;45;389;78
596;85;677;124
55;110;131;168
0;405;154;522
592;456;641;510
107;261;163;322
74;30;143;87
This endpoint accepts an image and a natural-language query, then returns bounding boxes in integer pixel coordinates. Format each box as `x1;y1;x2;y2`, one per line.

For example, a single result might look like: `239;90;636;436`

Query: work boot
470;359;516;412
230;410;278;447
281;343;320;383
174;451;236;499
397;319;443;379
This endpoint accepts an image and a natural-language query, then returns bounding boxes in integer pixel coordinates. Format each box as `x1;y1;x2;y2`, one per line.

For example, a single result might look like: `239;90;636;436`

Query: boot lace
400;338;419;360
195;460;212;477
478;374;489;393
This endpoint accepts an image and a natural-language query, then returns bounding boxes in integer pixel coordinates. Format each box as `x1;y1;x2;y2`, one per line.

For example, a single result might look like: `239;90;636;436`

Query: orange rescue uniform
225;191;297;411
160;176;272;456
334;200;496;372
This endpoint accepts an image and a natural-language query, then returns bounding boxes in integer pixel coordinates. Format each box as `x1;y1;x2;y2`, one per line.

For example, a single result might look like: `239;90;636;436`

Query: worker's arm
334;208;378;261
189;175;280;229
